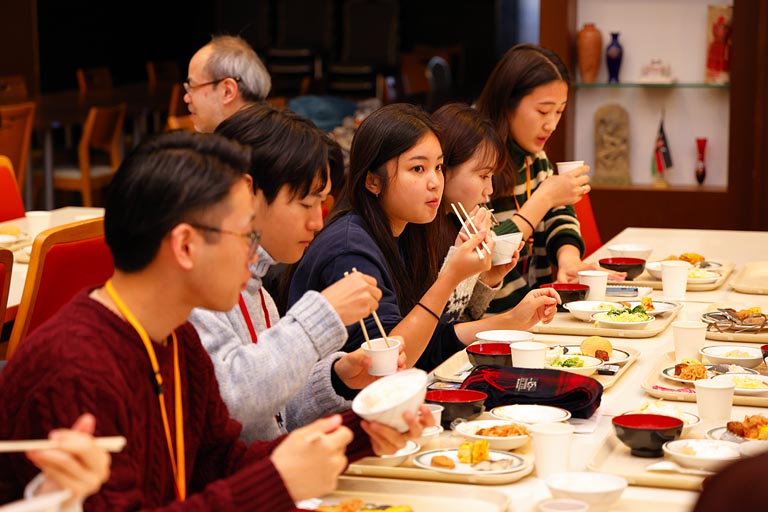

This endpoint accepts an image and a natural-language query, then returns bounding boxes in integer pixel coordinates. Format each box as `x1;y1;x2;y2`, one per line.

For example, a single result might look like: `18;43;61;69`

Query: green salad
604;305;652;322
550;357;585;368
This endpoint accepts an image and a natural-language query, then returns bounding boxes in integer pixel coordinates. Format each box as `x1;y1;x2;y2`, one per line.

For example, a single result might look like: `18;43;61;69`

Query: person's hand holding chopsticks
320;270;382;326
24;413;111;506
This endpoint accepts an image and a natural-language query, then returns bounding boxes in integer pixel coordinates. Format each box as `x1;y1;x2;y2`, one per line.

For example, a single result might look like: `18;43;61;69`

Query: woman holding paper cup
477;43;625;312
288;104;558;372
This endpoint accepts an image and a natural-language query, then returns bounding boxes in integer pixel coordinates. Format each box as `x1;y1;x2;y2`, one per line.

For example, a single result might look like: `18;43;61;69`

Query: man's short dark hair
105;131;250;272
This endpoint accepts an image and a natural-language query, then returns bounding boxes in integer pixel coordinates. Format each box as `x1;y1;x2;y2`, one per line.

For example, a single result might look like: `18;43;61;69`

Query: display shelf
574;82;730;89
591;184;728;193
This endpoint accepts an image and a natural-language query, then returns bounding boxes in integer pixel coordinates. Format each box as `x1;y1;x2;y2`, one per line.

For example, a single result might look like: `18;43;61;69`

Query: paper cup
25;211;52;241
361;337;401;376
491;232;523;265
578;270;608;301
424;403;443;425
695;379;734;422
556;160;585;174
510;341;548;369
529;422;575;478
672;321;707;362
661;260;690;300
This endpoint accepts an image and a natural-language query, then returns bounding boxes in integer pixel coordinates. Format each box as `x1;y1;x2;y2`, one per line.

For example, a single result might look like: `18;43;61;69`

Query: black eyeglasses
189;223;261;259
182;76;241;94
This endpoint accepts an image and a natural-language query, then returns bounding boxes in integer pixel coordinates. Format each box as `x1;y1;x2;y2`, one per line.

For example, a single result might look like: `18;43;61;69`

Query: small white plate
592;312;655;330
687;270;720;284
660;365;758;384
712;374;768;395
562;345;631;366
490;404;572;424
413;448;526;475
622;300;681;317
700;345;763;368
0;234;18;244
546;355;602;376
562;301;625;322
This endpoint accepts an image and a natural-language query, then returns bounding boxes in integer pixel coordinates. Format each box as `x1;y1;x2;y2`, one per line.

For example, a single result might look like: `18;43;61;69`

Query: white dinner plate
0;234;18;244
592;312;655;330
687;271;720;284
490;404;572;424
660;365;758;384
562;345;632;366
413;448;526;475
622;301;681;317
712;374;768;395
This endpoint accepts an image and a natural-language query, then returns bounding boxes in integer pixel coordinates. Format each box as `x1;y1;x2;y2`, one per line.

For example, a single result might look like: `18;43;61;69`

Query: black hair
215;102;329;203
104;131;250;272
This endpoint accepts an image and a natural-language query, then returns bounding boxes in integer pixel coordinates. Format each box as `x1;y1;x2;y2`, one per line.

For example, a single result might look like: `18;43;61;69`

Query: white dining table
429;227;768;512
1;207;104;323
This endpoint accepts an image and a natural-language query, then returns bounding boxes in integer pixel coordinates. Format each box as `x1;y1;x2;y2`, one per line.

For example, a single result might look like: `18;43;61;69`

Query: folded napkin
461;365;603;419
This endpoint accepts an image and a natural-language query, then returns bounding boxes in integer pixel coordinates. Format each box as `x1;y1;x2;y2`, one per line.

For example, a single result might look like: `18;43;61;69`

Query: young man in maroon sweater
0;131;430;510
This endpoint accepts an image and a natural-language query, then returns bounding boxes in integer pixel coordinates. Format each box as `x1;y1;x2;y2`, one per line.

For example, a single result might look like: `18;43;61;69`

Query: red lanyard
238;289;271;344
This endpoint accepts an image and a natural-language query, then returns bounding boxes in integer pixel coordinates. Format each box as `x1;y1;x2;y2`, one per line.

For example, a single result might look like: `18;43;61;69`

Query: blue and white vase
606;32;623;83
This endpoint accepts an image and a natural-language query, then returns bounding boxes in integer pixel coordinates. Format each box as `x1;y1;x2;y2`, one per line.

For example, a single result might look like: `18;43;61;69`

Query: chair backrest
146;60;180;90
0;75;29;102
7;218;113;360
340;0;399;69
0;101;36;190
426;56;453;111
165;84;195;132
0;156;25;222
0;248;12;330
166;114;196;132
79;103;126;176
574;194;603;258
76;67;113;94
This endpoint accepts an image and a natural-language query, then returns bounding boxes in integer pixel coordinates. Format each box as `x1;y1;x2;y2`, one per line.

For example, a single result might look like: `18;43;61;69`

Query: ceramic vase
606;32;623;83
577;23;602;83
695;138;707;185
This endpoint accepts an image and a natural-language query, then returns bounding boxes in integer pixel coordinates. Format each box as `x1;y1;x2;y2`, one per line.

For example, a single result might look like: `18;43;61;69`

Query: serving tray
640;352;768;406
613;260;734;291
530;307;679;338
432;338;640;391
309;476;510;511
730;261;768;295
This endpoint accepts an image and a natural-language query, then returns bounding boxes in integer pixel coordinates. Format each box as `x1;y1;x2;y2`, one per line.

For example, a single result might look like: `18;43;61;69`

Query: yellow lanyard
105;280;186;501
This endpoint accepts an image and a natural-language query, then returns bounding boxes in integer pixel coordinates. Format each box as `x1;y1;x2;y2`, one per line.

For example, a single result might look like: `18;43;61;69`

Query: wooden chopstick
0;435;127;453
350;267;390;348
458;202;492;256
345;270;373;349
450;203;484;260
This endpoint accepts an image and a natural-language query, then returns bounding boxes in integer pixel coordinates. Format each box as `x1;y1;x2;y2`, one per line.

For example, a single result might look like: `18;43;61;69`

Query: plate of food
490;404;572;424
413;443;526;475
591;306;655;330
712;374;768;395
552;343;631;366
707;415;768;446
452;419;530;450
627;400;701;433
702;308;766;333
562;301;624;322
618;298;680;317
700;345;764;368
687;268;721;284
661;360;758;384
545;354;603;376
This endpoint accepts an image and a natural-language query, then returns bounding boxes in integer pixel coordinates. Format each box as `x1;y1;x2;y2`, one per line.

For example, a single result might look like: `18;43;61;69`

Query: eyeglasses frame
189;222;261;258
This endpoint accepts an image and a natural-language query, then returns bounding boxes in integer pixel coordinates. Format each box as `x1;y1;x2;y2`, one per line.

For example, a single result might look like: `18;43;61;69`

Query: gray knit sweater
189;247;350;444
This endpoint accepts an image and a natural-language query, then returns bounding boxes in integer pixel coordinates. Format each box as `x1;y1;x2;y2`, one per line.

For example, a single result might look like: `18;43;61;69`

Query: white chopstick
450;203;484;260
0;436;127;453
345;270;372;349
457;202;492;256
350;267;390;348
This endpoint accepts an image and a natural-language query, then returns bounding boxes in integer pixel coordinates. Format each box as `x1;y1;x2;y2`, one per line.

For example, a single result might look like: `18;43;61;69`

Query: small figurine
638;58;676;84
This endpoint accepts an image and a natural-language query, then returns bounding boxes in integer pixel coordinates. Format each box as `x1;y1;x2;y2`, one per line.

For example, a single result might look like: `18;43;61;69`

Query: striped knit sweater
488;142;584;312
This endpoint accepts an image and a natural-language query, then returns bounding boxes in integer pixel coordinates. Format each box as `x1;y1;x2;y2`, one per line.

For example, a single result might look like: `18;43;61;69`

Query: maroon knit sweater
0;289;373;510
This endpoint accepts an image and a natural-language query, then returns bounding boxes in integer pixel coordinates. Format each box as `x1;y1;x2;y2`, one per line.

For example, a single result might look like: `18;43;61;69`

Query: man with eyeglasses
0;131;430;510
185;34;272;133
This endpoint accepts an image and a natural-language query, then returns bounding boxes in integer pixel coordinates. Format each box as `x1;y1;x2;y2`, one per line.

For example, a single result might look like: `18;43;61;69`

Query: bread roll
580;336;613;358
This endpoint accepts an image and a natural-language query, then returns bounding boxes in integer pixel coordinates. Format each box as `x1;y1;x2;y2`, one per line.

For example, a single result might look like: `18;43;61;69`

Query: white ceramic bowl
546;354;603;376
592;312;656;330
662;439;741;472
645;261;663;279
622;406;701;435
562;301;624;322
606;243;653;260
352;368;428;432
700;345;764;369
475;329;534;343
491;232;523;265
452;418;530;450
375;440;421;466
0;490;70;512
545;472;627;510
490;404;572;424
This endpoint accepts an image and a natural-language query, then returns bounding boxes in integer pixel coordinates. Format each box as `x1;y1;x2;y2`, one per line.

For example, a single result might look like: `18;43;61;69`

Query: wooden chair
0;101;36;191
574;194;603;258
6;218;113;360
51;103;126;206
0;156;25;221
164;84;195;132
0;75;29;102
146;60;180;90
76;67;113;94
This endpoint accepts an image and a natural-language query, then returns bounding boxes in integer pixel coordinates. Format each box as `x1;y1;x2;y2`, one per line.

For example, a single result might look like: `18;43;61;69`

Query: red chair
0;156;25;221
6;218;113;359
574;194;603;258
0;248;12;334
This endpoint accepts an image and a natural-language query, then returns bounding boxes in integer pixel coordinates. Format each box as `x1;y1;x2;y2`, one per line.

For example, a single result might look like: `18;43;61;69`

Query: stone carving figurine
593;103;631;186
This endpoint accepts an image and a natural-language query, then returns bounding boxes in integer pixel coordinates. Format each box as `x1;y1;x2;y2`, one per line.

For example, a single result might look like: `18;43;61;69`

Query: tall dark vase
606;32;623;83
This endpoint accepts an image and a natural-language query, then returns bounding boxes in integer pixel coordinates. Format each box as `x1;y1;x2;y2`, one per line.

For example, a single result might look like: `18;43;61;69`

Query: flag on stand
651;117;673;177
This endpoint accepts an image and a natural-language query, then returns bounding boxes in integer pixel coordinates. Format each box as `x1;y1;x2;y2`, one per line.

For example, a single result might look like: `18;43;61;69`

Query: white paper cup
491;232;523;265
510;341;548;369
694;379;735;422
578;270;608;301
529;422;575;478
556;160;585;174
361;337;401;376
661;260;690;300
672;321;707;362
424;403;443;425
25;211;52;241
